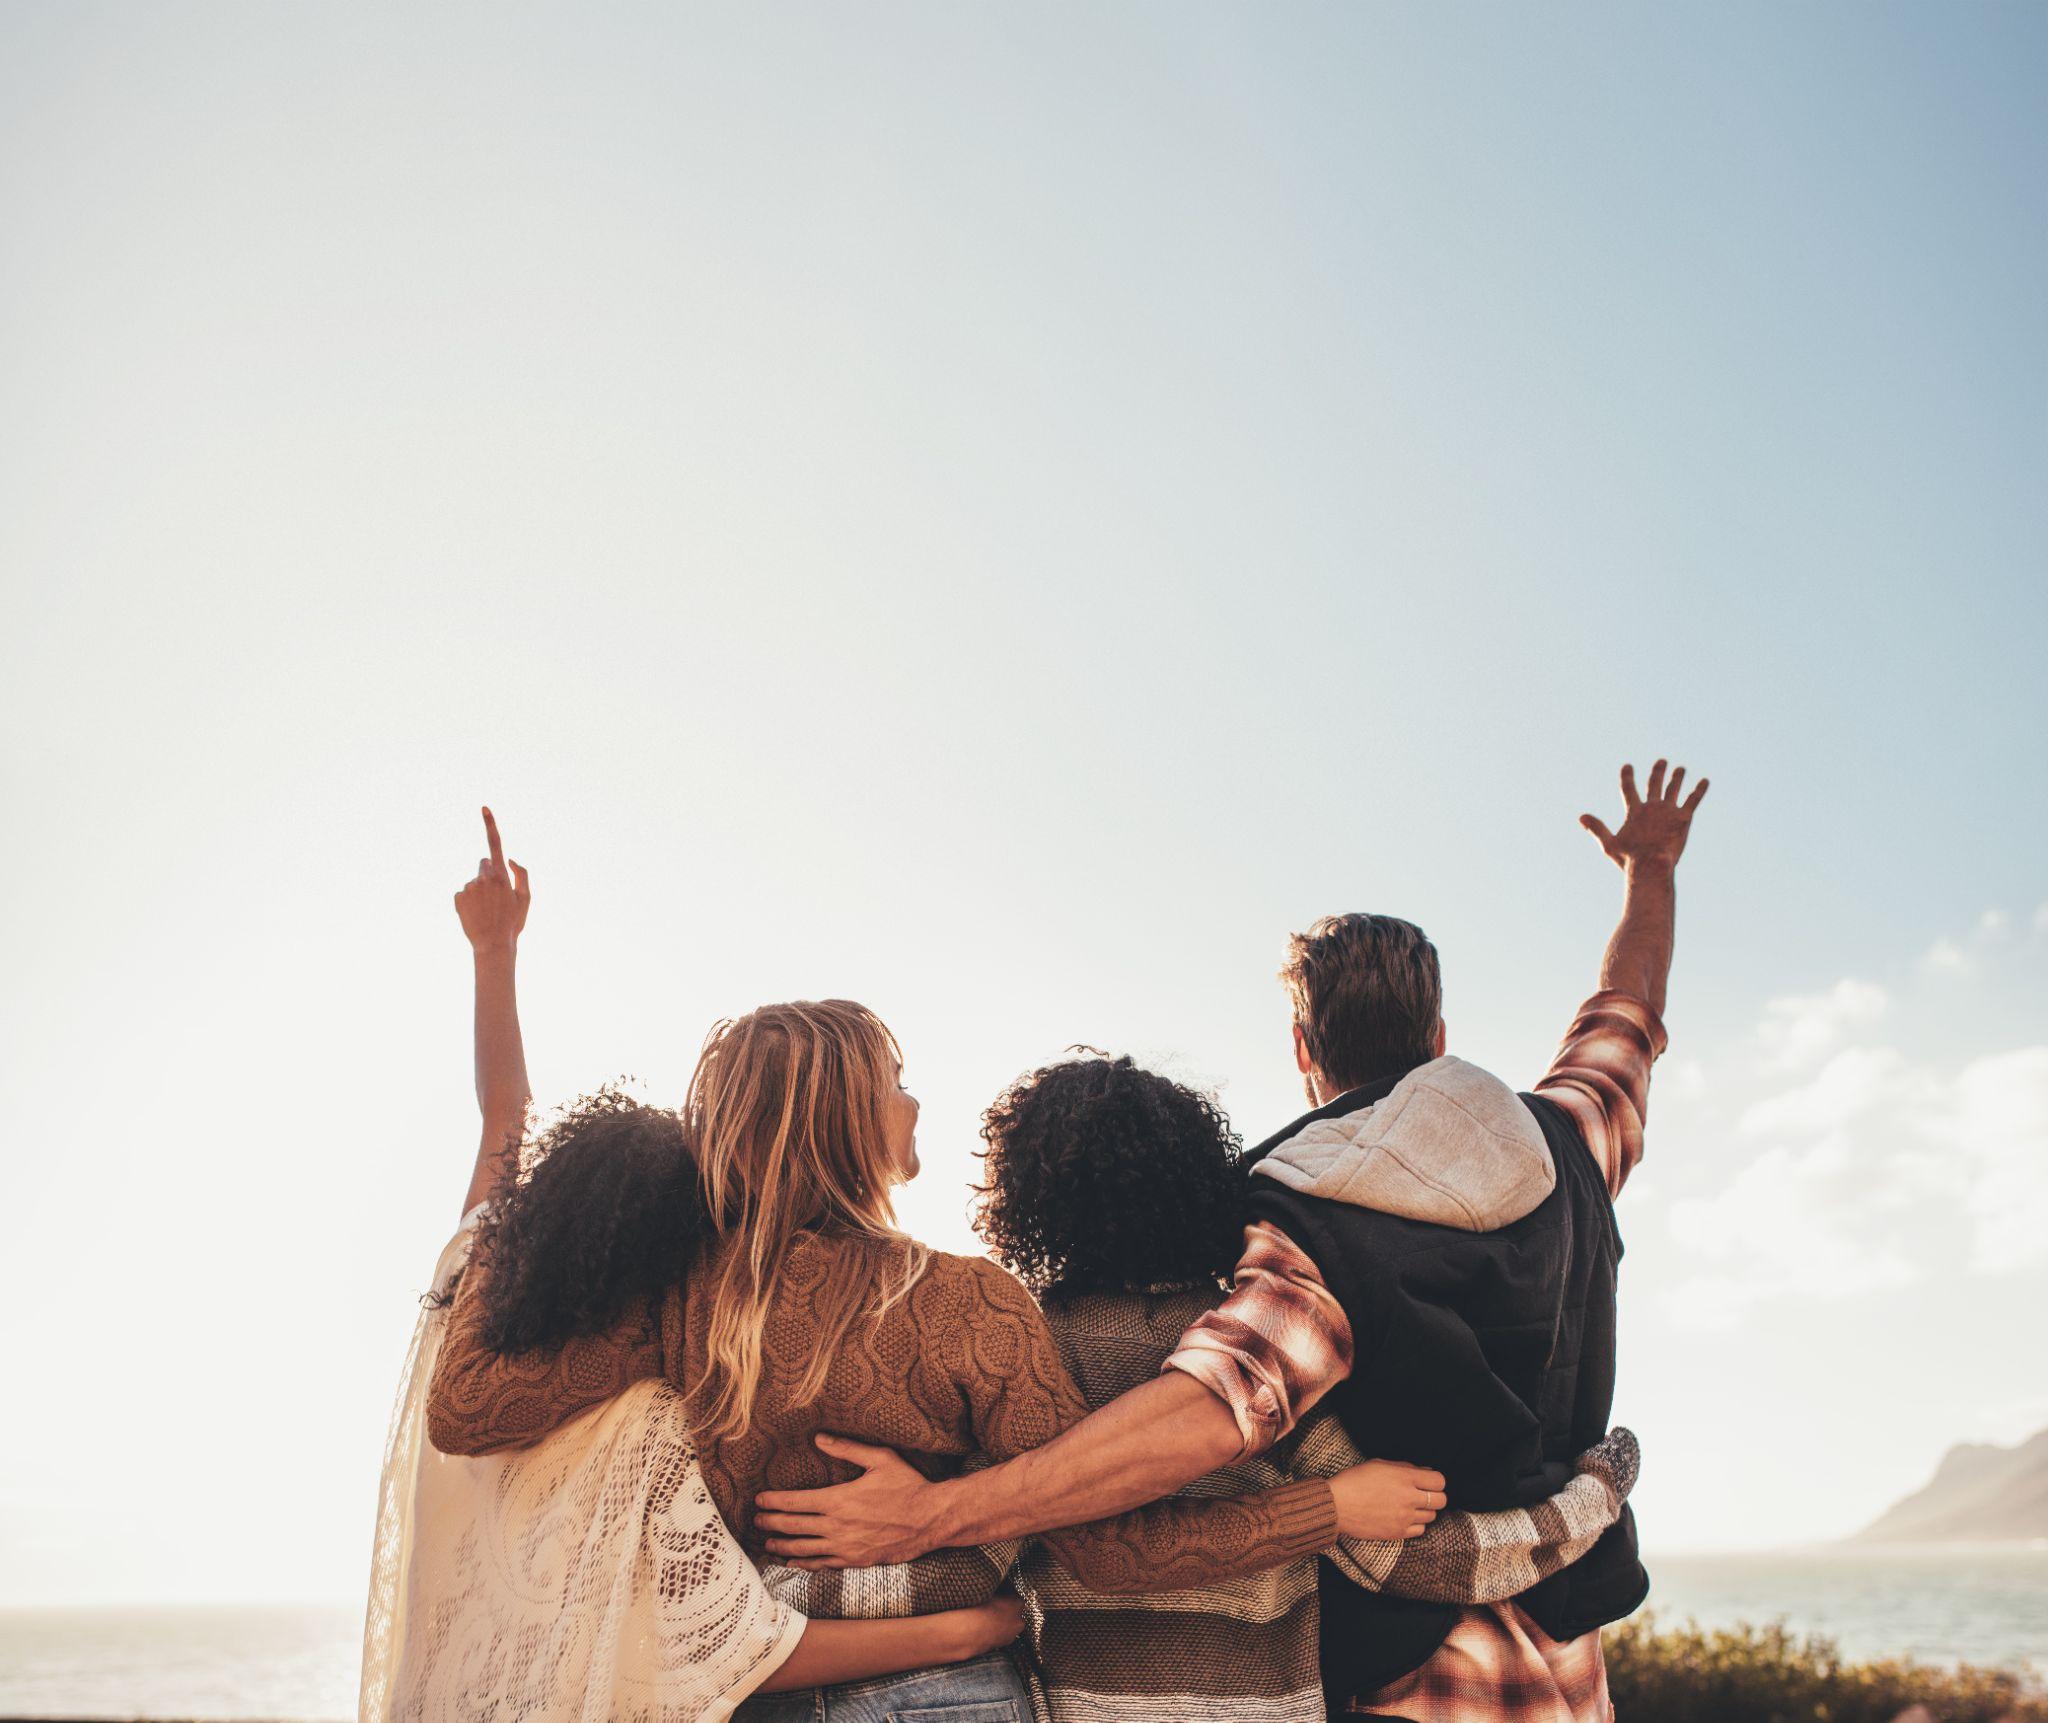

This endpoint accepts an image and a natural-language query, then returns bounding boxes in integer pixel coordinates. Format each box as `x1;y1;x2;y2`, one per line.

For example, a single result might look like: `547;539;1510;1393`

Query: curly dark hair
974;1051;1248;1301
462;1085;708;1355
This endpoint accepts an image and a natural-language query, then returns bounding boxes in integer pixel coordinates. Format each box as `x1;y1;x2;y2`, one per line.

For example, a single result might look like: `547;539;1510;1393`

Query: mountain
1852;1426;2048;1542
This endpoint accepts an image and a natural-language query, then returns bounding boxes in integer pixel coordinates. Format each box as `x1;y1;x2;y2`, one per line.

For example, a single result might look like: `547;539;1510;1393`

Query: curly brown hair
974;1051;1247;1301
462;1085;708;1355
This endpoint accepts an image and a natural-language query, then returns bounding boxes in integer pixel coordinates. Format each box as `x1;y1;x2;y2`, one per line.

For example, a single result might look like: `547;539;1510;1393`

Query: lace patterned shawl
360;1219;806;1723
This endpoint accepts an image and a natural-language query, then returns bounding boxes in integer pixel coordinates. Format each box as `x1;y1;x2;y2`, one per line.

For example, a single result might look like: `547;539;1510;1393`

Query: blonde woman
359;810;1026;1721
426;811;1445;1720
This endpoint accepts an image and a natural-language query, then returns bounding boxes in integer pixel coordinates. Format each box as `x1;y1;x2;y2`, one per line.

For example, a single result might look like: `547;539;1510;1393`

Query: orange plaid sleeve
1531;990;1668;1199
1165;1220;1355;1460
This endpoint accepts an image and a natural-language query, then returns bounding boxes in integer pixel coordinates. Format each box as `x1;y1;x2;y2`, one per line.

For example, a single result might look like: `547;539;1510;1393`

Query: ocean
1;1549;2043;1720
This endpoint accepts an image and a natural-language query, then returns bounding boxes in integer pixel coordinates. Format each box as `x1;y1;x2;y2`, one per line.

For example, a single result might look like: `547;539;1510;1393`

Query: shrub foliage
1605;1615;2047;1723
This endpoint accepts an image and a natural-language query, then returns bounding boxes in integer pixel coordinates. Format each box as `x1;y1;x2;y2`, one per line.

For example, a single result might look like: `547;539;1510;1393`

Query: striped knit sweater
1017;1287;1639;1723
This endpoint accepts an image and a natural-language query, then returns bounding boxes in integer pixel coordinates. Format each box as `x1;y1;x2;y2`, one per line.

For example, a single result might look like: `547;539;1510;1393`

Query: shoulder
914;1252;1060;1356
926;1249;1037;1308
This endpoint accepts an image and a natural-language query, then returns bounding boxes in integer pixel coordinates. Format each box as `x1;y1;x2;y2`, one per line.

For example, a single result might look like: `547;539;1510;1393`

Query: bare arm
1578;759;1707;1020
1549;761;1706;1195
758;1598;1025;1692
454;807;532;1218
918;1371;1244;1549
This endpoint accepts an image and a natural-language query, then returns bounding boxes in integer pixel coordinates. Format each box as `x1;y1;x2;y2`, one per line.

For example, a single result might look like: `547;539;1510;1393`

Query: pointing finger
482;807;507;880
1620;764;1640;807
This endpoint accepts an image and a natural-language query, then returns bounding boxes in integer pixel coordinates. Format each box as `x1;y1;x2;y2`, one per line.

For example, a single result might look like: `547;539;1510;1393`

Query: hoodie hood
1250;1055;1554;1231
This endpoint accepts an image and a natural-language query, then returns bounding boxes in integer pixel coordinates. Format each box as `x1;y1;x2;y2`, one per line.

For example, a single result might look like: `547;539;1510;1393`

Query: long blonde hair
686;998;928;1444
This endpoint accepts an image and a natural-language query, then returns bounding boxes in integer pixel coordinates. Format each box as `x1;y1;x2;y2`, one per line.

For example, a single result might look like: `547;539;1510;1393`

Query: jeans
734;1650;1032;1723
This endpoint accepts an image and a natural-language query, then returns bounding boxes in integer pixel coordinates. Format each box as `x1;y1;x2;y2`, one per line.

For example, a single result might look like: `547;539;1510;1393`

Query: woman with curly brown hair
974;1051;1642;1723
421;811;1443;1722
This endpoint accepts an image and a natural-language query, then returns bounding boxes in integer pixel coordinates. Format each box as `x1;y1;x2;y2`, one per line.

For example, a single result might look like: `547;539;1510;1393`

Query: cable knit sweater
426;1229;1339;1613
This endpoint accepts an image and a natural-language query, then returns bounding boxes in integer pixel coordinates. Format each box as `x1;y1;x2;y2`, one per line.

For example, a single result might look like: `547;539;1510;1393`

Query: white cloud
1755;979;1887;1072
1668;1048;1938;1327
1923;936;1972;975
1941;1047;2048;1274
1737;1044;1926;1139
1665;949;2048;1327
1921;907;2024;975
1664;1057;1708;1101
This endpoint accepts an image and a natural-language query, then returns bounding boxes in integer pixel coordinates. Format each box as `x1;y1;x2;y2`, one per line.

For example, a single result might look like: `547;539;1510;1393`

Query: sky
0;1;2043;1607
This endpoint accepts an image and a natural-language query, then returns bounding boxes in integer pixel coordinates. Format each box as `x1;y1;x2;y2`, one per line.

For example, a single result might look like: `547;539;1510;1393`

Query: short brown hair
1280;914;1442;1093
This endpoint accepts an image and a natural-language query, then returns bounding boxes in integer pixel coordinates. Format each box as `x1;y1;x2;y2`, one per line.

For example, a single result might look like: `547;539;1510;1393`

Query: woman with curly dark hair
975;1052;1644;1723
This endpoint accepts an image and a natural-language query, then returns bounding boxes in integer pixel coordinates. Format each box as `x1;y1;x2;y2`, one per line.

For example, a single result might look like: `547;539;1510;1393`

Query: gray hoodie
1252;1055;1554;1232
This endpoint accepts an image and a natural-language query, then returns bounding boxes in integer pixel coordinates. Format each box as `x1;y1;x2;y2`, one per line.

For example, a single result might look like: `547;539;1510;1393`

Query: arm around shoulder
947;1259;1341;1591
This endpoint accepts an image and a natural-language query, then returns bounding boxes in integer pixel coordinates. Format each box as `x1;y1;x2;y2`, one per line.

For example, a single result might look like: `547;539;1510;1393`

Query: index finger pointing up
482;806;506;878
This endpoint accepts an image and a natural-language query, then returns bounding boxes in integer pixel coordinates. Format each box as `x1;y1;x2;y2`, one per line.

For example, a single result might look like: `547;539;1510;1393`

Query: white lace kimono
360;1215;806;1722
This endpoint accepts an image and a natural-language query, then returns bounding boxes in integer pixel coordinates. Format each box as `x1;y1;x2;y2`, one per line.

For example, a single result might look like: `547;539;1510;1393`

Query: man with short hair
758;761;1708;1722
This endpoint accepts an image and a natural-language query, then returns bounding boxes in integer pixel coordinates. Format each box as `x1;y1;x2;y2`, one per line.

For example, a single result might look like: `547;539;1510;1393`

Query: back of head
1280;913;1443;1094
686;999;926;1442
689;999;905;1240
470;1087;706;1356
975;1051;1246;1300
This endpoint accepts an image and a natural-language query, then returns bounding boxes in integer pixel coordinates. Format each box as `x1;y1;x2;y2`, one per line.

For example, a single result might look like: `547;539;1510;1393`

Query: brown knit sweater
426;1229;1338;1606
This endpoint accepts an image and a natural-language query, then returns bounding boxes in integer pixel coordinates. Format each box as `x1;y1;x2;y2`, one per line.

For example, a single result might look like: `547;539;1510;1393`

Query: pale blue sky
1;2;2042;1604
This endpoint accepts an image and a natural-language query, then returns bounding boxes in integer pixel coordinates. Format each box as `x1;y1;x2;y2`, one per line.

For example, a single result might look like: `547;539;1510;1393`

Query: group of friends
359;759;1708;1723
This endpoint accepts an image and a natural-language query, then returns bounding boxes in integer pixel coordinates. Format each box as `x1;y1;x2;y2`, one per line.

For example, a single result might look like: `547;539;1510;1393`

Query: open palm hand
1580;760;1707;872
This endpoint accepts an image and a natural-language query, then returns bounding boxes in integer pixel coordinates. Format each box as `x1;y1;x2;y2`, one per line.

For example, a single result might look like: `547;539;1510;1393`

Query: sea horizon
3;1547;2044;1722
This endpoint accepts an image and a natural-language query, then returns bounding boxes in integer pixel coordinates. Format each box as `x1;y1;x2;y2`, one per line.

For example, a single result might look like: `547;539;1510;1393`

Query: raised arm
1540;761;1707;1196
454;806;533;1218
1577;759;1706;1019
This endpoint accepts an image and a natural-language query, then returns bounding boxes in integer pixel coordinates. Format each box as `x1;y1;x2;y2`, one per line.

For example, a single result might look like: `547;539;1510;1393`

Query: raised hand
453;806;531;952
1580;759;1708;874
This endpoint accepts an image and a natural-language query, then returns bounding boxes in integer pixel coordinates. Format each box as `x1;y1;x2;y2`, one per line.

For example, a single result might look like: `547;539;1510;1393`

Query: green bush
1605;1615;2048;1723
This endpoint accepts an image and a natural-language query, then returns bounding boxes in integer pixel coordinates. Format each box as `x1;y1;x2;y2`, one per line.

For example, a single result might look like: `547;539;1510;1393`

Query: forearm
463;944;531;1215
924;1372;1243;1549
424;1264;663;1456
1596;860;1676;1016
760;1608;1006;1690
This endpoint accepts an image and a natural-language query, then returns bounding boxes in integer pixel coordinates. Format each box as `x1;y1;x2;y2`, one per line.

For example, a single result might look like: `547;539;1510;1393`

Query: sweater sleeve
1290;1414;1643;1604
424;1260;666;1456
946;1258;1339;1594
